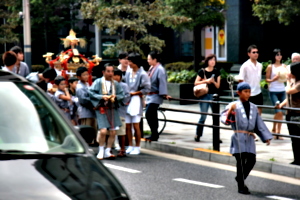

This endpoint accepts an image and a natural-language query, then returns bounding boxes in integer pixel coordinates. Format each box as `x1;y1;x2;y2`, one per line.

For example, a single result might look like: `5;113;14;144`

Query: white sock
99;146;104;153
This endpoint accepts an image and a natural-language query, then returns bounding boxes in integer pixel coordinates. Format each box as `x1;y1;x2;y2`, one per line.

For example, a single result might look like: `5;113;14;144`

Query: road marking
104;163;141;173
142;149;300;186
173;178;224;188
266;196;296;200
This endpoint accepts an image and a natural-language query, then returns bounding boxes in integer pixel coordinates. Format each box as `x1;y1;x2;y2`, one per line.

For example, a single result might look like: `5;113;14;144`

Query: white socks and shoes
97;146;104;160
126;146;134;154
97;147;116;159
128;146;140;155
104;148;115;158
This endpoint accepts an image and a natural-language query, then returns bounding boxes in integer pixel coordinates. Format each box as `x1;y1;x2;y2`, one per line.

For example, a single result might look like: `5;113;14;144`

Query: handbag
193;69;208;98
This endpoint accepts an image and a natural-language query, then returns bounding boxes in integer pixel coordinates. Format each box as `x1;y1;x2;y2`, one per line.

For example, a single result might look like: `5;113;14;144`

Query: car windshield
0;82;84;154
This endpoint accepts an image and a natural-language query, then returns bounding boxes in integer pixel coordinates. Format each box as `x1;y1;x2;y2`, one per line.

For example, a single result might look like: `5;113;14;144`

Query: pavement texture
140;101;300;179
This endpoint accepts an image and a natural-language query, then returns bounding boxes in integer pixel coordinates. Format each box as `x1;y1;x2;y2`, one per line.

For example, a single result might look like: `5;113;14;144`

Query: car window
0;82;84;154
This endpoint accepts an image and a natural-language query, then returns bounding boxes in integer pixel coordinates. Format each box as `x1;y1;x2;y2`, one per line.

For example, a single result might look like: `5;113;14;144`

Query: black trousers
286;114;300;165
234;153;256;188
145;103;160;140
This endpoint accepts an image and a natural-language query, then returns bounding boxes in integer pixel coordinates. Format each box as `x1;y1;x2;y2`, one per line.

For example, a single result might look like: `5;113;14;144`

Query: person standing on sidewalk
125;53;151;155
221;82;272;194
238;44;263;115
194;54;221;142
117;52;131;82
265;49;288;139
89;63;124;159
277;62;300;165
145;51;171;142
10;46;30;77
113;69;131;157
76;67;97;140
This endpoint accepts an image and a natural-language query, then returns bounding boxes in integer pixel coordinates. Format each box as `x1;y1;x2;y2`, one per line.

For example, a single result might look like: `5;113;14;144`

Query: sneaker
130;147;140;155
126;146;134;154
97;146;104;160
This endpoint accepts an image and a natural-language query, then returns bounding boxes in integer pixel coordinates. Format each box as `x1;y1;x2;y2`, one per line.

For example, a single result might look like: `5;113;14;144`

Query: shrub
167;70;197;84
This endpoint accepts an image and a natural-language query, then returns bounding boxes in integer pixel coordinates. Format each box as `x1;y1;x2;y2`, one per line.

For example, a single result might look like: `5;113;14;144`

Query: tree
252;0;300;25
80;0;191;57
0;0;19;44
165;0;226;69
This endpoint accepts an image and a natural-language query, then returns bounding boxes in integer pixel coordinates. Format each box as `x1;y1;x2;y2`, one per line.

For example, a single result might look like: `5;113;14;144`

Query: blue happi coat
221;100;272;154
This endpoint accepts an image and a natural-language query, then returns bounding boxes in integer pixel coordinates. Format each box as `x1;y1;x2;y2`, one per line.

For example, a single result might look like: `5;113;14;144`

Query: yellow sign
218;29;225;45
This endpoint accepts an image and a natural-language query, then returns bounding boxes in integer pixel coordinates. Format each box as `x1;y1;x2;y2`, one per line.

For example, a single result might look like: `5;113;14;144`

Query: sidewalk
141;101;300;179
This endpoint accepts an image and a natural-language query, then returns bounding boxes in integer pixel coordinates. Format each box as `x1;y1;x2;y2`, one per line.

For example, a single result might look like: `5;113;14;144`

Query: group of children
48;66;128;157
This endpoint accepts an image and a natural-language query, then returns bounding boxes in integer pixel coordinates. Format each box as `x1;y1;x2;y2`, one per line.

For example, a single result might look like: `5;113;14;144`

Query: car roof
0;70;28;82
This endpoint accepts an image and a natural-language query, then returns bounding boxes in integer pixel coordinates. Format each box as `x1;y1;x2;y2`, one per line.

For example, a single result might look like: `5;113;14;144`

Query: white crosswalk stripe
173;178;224;188
266;196;296;200
104;163;142;173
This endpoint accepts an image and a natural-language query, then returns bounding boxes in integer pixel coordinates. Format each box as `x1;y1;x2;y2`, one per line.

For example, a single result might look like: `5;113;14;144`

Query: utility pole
23;0;32;72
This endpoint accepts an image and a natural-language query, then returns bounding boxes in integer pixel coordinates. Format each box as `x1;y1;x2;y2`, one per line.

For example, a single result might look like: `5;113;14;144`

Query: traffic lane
102;150;300;200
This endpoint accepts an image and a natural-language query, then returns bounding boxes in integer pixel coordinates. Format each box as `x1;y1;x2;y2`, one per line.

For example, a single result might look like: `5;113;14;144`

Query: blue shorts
269;91;286;113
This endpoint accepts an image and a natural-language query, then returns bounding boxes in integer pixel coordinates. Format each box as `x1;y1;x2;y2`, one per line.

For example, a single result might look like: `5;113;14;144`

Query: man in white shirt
238;44;263;115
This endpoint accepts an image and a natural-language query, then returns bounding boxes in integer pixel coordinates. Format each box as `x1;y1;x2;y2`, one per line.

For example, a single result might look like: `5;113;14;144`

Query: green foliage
165;0;227;30
165;62;193;71
252;0;300;25
0;0;19;44
167;70;197;84
219;68;229;79
165;61;196;83
143;130;151;135
261;60;272;73
81;0;191;57
269;157;276;162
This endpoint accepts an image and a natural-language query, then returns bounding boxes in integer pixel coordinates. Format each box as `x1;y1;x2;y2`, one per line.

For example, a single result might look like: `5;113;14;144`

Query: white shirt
238;59;262;96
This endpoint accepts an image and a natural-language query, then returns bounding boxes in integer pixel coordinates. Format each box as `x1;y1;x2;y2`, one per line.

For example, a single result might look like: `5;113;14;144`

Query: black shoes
238;187;251;195
290;161;300;165
145;136;158;142
194;135;200;142
235;177;251;195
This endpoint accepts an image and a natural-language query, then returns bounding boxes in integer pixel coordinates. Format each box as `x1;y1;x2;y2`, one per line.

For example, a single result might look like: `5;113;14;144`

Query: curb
141;140;300;179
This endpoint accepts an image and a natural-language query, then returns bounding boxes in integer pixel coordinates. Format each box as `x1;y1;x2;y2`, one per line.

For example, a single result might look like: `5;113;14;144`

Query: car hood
0;155;129;200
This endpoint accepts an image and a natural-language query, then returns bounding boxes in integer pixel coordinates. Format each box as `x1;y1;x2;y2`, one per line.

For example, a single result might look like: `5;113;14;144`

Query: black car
0;70;130;200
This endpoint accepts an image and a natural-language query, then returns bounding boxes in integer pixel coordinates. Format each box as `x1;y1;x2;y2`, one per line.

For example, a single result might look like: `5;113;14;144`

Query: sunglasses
276;54;282;56
251;51;259;54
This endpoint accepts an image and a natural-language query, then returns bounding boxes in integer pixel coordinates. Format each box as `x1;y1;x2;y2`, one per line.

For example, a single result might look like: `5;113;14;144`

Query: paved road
142;102;294;164
102;149;300;200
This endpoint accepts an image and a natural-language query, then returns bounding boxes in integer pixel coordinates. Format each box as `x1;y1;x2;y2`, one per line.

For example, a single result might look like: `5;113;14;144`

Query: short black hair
247;44;258;53
54;76;65;85
68;76;78;83
10;46;23;55
127;52;142;67
76;66;88;77
42;68;57;81
114;68;123;78
148;51;161;62
2;51;17;66
118;52;128;60
103;63;114;71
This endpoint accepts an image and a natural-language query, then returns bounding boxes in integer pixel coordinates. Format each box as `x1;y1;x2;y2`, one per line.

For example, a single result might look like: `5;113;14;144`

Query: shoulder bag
193;68;208;98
